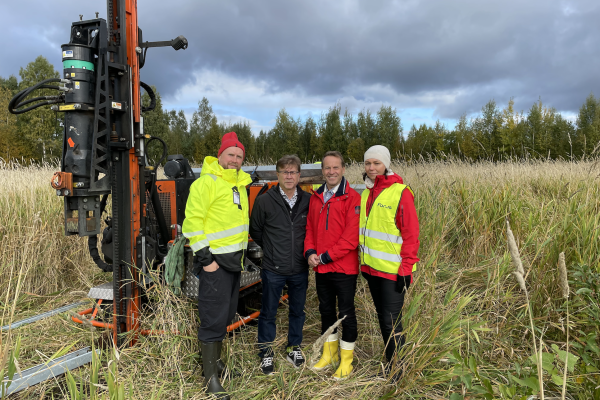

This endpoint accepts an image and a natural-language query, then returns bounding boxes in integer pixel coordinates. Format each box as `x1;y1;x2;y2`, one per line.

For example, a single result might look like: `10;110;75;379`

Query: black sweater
249;185;311;275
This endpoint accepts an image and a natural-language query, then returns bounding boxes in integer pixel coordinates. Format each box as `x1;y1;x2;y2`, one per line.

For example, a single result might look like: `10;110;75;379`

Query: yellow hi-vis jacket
182;156;252;272
359;183;416;275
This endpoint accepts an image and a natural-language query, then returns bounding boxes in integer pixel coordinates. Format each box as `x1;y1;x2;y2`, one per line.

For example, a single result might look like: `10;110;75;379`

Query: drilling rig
8;0;328;349
9;0;191;346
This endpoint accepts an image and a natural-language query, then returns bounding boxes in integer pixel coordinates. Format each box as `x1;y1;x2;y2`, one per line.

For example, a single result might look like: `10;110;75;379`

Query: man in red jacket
304;151;361;380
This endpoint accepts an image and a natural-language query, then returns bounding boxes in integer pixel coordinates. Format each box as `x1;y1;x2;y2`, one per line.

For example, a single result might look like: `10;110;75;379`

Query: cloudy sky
1;0;598;133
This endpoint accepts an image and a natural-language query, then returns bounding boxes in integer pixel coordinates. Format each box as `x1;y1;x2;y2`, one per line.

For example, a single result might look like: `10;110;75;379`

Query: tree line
2;55;600;165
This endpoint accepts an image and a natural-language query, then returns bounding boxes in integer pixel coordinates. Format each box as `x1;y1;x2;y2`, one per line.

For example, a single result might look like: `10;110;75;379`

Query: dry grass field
1;158;599;399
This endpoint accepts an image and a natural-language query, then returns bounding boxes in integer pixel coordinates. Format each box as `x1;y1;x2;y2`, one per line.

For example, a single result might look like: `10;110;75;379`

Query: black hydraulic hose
8;78;64;114
145;135;170;248
10;99;64;114
99;193;109;214
88;194;112;272
146;135;168;171
15;95;62;108
88;235;112;272
8;78;63;112
139;46;149;69
140;81;156;112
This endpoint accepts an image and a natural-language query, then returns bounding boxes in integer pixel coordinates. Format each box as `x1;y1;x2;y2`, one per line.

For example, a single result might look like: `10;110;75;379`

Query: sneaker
260;354;275;375
286;346;305;368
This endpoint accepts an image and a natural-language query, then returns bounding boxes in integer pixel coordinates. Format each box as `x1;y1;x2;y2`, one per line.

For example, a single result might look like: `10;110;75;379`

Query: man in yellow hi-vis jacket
183;132;251;400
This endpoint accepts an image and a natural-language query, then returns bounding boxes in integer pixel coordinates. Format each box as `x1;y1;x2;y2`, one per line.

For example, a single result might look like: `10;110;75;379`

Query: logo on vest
377;202;392;209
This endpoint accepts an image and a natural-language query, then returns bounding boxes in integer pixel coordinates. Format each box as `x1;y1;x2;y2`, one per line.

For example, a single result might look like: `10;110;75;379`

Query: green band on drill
63;60;95;71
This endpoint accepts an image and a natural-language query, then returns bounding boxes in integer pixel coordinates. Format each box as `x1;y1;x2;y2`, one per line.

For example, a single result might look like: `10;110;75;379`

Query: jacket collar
201;156;252;186
270;184;306;199
268;184;306;209
365;171;403;190
316;176;348;197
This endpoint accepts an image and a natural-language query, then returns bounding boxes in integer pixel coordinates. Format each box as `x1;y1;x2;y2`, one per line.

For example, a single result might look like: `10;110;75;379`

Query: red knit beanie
217;132;245;157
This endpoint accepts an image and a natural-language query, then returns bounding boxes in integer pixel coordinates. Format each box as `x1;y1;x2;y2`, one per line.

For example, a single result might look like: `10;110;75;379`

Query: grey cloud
1;0;599;119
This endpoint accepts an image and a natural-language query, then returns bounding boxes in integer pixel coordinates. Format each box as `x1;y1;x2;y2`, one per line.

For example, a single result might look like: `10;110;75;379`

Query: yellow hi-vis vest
359;183;416;274
182;156;252;267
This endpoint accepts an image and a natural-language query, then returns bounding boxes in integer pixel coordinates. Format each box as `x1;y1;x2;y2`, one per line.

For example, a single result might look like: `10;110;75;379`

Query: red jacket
361;172;420;281
304;177;361;275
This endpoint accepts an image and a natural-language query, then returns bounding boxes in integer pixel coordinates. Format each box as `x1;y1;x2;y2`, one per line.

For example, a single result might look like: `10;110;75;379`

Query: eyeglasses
277;171;299;176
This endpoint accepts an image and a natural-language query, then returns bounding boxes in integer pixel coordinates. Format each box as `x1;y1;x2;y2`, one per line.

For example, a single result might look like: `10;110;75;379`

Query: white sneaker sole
286;356;305;368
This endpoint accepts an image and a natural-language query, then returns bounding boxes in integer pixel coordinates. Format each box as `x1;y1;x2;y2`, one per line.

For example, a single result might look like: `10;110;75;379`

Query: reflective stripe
359;227;402;244
190;239;209;252
206;173;217;181
183;230;204;238
206;224;249;241
210;241;248;254
361;245;402;263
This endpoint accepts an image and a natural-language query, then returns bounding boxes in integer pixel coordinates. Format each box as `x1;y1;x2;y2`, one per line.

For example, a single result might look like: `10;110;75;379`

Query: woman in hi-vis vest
359;145;420;381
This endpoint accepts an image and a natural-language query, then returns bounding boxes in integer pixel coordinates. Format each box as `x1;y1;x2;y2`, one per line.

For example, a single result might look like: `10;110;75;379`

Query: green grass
1;158;600;399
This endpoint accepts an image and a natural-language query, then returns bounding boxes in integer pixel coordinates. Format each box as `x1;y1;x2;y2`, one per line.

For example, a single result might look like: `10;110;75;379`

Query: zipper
282;195;294;271
401;204;404;228
291;217;294;271
326;204;330;230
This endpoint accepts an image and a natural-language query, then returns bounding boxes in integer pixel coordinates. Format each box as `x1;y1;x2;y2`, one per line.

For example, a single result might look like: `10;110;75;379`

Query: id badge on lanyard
232;187;242;210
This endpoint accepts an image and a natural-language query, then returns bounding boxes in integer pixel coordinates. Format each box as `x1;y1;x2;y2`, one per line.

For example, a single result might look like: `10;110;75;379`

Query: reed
1;158;599;399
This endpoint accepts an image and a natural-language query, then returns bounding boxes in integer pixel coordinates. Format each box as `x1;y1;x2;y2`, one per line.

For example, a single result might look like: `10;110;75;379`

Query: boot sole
311;363;335;371
332;375;349;380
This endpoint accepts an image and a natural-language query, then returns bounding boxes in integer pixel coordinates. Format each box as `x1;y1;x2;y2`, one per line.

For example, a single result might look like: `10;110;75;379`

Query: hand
308;254;320;268
203;261;219;272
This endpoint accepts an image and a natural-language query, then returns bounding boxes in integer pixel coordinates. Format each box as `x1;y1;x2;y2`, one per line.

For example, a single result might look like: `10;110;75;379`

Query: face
277;164;300;191
364;158;386;180
322;156;345;189
218;146;244;170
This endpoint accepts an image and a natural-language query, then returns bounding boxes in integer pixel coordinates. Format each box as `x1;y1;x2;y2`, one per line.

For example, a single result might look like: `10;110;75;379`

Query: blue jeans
257;269;309;357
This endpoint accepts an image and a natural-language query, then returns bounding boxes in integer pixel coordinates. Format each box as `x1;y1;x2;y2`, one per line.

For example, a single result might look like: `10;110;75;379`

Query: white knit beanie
364;145;391;169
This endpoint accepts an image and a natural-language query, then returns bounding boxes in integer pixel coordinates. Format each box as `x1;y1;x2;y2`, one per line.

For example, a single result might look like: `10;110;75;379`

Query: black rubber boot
216;341;226;375
201;341;230;400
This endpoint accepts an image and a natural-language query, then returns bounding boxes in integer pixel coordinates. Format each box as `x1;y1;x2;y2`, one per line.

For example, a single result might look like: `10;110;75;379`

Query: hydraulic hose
14;95;62;108
8;78;66;114
145;136;170;249
88;194;112;272
88;235;112;272
147;135;168;171
10;99;64;114
140;81;156;112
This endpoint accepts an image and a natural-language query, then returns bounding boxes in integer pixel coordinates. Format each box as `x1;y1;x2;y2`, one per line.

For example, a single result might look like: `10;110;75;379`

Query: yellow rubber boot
333;340;354;380
312;333;339;371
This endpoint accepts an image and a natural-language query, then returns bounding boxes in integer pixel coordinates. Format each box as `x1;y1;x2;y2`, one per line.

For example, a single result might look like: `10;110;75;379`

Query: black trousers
315;272;358;343
197;267;241;342
362;272;406;362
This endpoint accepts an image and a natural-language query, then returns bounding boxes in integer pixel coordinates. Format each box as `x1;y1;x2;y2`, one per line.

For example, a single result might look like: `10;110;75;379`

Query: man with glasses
249;155;312;375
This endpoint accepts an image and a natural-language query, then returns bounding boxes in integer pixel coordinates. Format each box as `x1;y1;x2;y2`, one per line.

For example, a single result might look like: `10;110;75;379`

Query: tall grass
0;160;101;298
1;158;599;399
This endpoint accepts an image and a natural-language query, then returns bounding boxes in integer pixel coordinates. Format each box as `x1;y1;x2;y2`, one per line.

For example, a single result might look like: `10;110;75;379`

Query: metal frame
1;347;99;395
0;302;88;331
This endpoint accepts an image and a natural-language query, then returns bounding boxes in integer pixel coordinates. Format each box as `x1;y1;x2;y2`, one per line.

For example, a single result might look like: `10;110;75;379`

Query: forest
2;55;600;165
